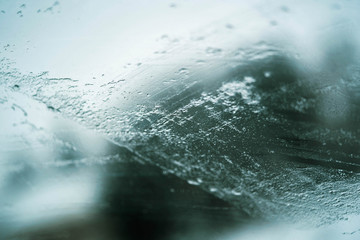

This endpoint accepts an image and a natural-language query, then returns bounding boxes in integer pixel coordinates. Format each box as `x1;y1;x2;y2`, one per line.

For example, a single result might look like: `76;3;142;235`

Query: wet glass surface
1;1;360;239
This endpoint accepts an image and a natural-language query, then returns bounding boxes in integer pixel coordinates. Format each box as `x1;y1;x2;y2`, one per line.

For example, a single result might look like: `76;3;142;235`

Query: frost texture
1;40;360;226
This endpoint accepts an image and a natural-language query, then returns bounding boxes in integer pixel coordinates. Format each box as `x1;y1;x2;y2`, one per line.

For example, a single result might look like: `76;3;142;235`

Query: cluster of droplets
0;1;61;17
1;34;360;226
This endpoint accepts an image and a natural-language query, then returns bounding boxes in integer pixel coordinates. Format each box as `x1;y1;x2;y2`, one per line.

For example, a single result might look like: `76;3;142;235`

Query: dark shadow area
4;141;250;240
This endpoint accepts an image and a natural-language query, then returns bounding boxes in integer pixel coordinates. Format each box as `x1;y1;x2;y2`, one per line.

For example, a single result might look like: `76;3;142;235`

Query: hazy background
1;0;360;239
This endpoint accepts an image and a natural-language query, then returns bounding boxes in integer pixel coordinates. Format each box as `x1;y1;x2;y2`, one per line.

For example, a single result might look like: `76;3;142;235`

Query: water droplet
280;5;290;12
270;20;278;26
187;179;201;185
231;189;242;196
225;23;234;29
44;7;53;13
264;71;272;78
331;3;341;10
177;68;189;75
206;47;222;55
